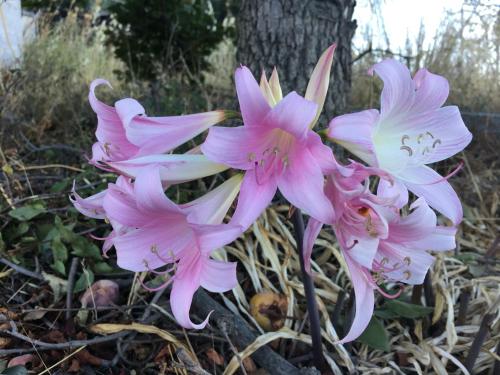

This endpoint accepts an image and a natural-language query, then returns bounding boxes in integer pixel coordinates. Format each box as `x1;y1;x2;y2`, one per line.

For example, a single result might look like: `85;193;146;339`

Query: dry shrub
0;13;124;146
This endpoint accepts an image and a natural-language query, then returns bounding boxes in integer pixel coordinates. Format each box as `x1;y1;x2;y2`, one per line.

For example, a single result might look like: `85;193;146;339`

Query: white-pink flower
328;59;472;224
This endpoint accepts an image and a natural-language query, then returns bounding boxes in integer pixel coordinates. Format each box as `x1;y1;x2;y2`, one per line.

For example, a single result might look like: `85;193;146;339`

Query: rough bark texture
237;0;357;121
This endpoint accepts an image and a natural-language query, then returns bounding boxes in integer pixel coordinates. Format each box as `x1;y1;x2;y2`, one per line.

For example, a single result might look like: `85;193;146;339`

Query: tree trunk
237;0;357;121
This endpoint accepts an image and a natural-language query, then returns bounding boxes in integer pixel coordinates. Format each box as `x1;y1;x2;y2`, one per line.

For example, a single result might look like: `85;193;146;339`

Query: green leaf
93;262;115;274
74;268;94;293
51;237;68;262
2;366;28;375
71;237;102;260
51;260;66;275
8;202;46;221
383;300;433;319
0;233;5;254
50;180;69;193
357;316;390;351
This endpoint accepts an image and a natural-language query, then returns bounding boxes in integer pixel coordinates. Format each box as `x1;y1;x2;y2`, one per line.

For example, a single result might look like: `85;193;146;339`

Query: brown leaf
8;354;34;367
242;357;257;372
205;348;224;366
75;349;103;366
80;280;119;308
67;359;80;373
0;337;11;348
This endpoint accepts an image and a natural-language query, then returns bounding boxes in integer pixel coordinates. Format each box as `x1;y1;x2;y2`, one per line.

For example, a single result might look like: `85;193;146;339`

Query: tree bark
237;0;357;120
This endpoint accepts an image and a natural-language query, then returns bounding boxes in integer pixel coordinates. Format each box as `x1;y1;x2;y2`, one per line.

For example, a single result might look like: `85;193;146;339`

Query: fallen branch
192;289;319;375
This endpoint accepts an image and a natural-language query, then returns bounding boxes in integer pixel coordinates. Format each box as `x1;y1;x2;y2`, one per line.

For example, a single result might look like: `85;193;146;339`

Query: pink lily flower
201;66;335;229
328;59;472;224
88;79;229;166
102;167;243;328
303;163;456;343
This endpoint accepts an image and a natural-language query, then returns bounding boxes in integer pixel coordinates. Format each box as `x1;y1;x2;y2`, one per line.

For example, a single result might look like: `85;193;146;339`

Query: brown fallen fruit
249;291;288;331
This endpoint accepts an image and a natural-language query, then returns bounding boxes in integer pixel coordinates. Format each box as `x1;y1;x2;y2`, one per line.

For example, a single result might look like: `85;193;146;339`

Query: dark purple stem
291;208;325;370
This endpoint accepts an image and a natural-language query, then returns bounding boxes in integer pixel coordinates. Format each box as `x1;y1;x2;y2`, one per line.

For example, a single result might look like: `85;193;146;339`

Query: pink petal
89;80;139;160
377;178;408;209
235;66;271;126
337;255;375;343
377;242;435;285
126;111;227;156
114;98;146;129
398;165;463;224
327;109;379;165
263;92;317;139
341;235;379;270
113;225;194;271
303;218;323;273
70;183;107;219
369;59;415;118
133;167;183;215
103;184;152;228
170;252;211;329
402;106;472;165
305;43;336;127
230;171;278;230
200;258;238;292
407;225;456;252
201;126;275;170
413;68;449;111
278;146;334;224
192;223;243;255
183;174;243;225
306;131;338;173
107;154;228;183
386;198;436;242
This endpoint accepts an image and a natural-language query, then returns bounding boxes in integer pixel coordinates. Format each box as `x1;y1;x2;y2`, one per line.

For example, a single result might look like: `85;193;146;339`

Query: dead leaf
242;357;257;372
24;309;49;321
80;280;119;308
8;354;34;368
205;348;224;366
0;337;11;348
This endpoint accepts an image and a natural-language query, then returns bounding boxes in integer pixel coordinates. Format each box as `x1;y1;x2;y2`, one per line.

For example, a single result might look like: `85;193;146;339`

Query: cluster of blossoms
71;44;472;342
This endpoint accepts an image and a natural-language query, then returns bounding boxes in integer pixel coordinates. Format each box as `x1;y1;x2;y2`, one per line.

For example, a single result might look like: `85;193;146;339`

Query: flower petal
133;167;183;215
378;242;435;285
235;66;271;126
192;223;243;255
305;43;336;128
103;184;152;228
303;218;323;273
183;174;243;225
263;92;317;139
126;111;227;156
386;198;436;243
398;166;463;224
337;255;375;344
328;109;379;165
107;154;228;183
201;126;275;170
170;252;211;329
278;146;334;223
407;225;456;252
70;183;107;219
230;171;278;230
200;258;238;293
377;178;408;209
413;68;449;112
306;131;338;173
269;67;283;103
259;71;277;106
113;226;194;271
369;59;415;118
